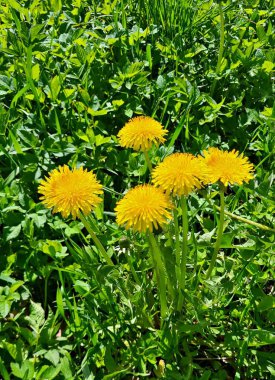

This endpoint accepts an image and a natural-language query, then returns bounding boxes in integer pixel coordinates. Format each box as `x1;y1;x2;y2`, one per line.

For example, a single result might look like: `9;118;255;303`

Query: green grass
0;0;274;379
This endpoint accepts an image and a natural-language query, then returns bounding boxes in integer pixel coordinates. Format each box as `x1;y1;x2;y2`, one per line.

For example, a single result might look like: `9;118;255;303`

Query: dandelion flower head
152;153;209;196
201;147;254;186
115;184;172;233
117;116;167;151
38;165;103;219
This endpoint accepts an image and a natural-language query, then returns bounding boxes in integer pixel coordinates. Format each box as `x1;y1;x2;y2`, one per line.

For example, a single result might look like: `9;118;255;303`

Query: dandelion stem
148;232;168;322
79;213;114;266
177;196;188;311
206;187;225;279
144;150;153;172
174;206;181;288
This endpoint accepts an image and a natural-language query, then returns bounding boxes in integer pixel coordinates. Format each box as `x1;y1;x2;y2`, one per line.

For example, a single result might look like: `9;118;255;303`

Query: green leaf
248;329;275;347
50;0;62;12
49;76;61;101
262;61;274;73
6;224;22;241
9;280;24;293
257;296;275;312
74;280;90;295
31;64;40;81
60;356;73;379
1;341;17;360
45;349;60;366
7;0;29;17
9;130;24;154
0;358;10;380
56;287;65;319
37;365;61;380
25;300;45;329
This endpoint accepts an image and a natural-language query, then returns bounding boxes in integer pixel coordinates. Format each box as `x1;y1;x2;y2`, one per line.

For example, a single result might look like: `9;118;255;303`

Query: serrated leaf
27;300;45;329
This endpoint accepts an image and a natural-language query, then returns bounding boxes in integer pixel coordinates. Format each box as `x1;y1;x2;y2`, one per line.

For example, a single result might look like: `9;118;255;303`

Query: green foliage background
0;0;274;379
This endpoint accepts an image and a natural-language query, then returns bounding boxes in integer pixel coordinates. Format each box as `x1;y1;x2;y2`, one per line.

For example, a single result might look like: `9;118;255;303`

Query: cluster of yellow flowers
38;116;254;233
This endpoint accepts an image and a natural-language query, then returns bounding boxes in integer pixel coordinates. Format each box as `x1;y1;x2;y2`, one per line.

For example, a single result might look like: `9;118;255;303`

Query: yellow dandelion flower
201;147;254;186
117;116;167;151
38;165;103;219
152;153;209;196
115;184;172;233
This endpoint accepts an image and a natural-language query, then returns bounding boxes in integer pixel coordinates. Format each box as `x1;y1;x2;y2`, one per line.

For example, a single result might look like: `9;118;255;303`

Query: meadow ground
0;1;274;379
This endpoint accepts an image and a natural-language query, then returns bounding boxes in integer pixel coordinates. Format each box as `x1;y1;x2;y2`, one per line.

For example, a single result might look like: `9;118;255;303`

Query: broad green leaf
248;329;275;347
49;76;61;101
37;365;61;380
45;349;60;366
60;356;73;379
0;300;11;318
6;224;22;241
74;280;90;295
31;64;40;81
262;61;274;73
257;296;275;312
50;0;62;12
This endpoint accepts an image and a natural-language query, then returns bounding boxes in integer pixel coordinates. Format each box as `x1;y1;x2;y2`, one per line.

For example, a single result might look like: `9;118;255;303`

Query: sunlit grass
0;1;274;379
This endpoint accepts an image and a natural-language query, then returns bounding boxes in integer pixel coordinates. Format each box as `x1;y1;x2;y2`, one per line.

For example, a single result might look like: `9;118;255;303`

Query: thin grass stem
79;212;114;266
210;3;225;96
205;187;225;279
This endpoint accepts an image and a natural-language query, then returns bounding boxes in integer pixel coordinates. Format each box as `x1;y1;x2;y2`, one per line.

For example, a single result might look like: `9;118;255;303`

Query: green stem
174;207;181;285
79;213;114;266
144;150;153;172
44;275;49;312
203;192;275;233
177;196;188;311
206;187;225;279
210;3;225;97
126;250;141;286
215;205;275;233
148;232;168;322
182;339;193;380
